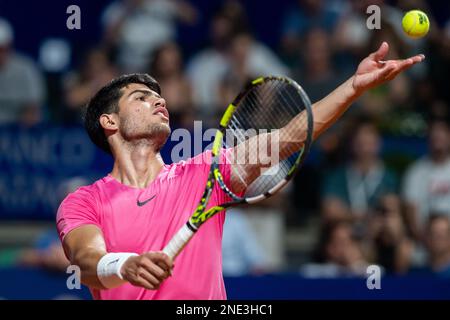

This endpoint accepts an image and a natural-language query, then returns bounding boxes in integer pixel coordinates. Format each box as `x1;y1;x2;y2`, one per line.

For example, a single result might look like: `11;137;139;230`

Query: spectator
302;219;369;278
17;177;89;272
426;11;450;111
402;118;450;241
424;214;450;278
149;42;194;128
0;18;45;126
289;27;347;223
186;10;235;118
368;194;414;275
222;208;270;276
332;0;371;72
63;48;118;124
280;0;341;66
321;119;398;229
230;191;290;273
187;4;288;119
102;0;198;73
16;230;70;272
217;32;258;119
293;27;346;104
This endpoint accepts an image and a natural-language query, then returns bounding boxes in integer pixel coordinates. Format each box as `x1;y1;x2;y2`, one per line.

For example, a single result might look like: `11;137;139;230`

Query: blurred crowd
1;0;450;279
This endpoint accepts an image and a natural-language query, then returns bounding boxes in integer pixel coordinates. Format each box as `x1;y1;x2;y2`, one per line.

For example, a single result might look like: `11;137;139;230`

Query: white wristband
97;252;138;289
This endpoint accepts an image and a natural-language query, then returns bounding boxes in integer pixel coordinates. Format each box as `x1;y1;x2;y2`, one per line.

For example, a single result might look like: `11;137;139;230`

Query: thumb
371;41;389;61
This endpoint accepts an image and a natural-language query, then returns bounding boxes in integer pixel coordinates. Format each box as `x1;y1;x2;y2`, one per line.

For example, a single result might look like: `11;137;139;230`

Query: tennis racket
163;75;314;260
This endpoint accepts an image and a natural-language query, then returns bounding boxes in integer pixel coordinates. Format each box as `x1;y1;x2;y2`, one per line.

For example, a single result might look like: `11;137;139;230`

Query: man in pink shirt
57;43;424;299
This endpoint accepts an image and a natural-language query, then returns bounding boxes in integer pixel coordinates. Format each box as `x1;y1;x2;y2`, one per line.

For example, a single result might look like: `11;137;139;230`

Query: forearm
279;76;361;156
231;77;362;188
71;247;106;289
310;76;361;140
63;225;109;289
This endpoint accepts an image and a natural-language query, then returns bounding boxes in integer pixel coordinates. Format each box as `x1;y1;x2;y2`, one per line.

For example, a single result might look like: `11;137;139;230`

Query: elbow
70;249;105;289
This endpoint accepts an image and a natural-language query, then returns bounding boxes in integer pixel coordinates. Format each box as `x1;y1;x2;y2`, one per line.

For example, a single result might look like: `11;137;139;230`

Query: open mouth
152;107;169;120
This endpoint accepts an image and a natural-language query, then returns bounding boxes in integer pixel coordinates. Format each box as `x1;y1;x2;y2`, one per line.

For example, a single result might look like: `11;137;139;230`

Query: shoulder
56;178;107;241
168;150;213;170
59;178;107;210
382;166;398;179
405;157;431;176
325;166;347;180
9;53;39;72
167;149;231;174
187;50;226;70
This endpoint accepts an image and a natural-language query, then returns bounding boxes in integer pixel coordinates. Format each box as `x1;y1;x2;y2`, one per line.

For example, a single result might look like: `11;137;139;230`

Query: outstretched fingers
371;41;389;62
391;55;425;79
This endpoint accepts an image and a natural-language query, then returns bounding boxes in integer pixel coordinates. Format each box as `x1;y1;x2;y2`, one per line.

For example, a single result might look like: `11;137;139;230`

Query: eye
137;96;146;101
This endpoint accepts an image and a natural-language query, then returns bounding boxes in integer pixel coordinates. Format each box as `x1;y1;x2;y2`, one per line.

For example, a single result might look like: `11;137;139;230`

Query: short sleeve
402;164;423;205
321;168;348;202
56;187;101;242
185;148;234;205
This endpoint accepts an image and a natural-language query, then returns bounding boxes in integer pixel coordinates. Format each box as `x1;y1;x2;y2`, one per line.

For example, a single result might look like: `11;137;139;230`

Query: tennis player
57;42;423;299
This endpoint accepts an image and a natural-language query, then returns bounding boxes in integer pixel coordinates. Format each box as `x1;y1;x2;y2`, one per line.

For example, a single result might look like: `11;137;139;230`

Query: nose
154;98;166;108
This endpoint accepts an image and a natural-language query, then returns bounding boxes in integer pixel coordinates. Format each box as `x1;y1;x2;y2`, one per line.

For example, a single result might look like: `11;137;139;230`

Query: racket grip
163;223;196;260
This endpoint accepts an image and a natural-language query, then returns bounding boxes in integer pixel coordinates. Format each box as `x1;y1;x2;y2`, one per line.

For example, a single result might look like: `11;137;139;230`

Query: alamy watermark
66;265;81;290
366;5;381;30
66;4;382;32
366;265;382;290
66;5;81;30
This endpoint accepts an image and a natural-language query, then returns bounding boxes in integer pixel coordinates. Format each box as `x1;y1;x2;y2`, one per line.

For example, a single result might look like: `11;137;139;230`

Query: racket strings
223;79;309;198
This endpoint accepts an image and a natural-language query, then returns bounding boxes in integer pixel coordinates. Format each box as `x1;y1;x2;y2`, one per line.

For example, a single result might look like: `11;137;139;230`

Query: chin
150;122;171;143
153;126;171;151
154;122;171;135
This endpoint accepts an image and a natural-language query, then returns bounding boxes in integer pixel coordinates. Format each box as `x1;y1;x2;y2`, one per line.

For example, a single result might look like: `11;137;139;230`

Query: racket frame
163;76;313;259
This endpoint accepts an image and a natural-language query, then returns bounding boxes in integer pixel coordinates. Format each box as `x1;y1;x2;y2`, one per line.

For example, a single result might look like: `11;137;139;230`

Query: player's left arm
308;42;424;140
230;42;425;192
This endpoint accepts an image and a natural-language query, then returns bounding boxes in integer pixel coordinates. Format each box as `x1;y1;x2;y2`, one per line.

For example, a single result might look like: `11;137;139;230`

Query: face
0;44;10;67
85;50;110;77
427;218;450;256
230;34;251;66
377;194;401;217
326;224;355;265
429;122;450;156
114;83;171;150
352;124;380;160
304;29;330;69
210;15;233;48
156;44;181;76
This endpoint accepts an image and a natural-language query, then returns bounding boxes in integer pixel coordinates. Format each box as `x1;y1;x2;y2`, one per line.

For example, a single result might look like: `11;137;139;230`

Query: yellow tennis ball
402;10;430;39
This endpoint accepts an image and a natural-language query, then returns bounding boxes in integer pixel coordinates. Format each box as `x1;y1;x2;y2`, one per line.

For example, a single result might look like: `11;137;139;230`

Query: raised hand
352;42;425;94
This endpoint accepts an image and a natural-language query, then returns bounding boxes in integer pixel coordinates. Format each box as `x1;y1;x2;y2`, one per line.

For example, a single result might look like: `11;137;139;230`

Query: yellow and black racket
163;76;314;259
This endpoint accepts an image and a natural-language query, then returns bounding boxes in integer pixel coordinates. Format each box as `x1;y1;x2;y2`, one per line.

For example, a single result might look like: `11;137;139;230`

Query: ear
99;113;119;131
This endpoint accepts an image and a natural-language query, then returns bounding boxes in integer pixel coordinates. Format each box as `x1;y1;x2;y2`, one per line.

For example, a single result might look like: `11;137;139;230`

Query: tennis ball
402;10;430;39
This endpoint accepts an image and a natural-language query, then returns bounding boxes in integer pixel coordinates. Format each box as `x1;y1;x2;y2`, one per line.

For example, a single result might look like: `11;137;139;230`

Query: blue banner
0;268;449;300
0;125;113;220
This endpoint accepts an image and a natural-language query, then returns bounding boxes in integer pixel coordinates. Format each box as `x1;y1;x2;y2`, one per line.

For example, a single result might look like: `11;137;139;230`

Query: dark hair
313;219;356;263
149;42;183;79
428;116;450;132
427;213;450;231
84;73;161;154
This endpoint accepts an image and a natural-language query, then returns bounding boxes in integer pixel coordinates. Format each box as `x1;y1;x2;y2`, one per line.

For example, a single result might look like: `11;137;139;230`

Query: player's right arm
63;225;173;290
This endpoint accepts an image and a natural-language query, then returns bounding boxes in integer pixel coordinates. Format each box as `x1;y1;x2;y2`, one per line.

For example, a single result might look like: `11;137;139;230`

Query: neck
353;157;379;174
430;250;450;271
431;151;449;164
110;141;165;188
158;72;179;81
307;64;332;81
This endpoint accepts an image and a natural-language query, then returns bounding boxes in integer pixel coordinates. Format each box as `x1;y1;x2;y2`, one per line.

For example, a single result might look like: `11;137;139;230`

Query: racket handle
163;223;196;260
